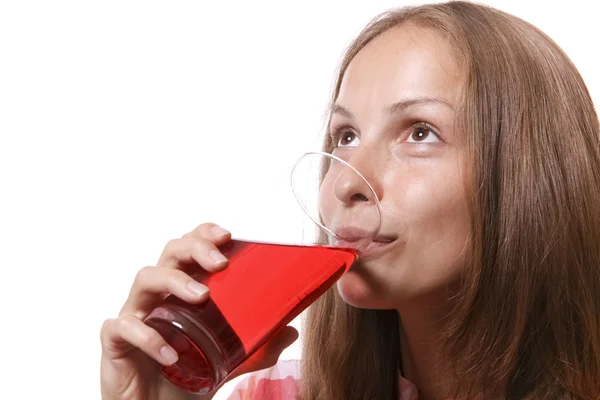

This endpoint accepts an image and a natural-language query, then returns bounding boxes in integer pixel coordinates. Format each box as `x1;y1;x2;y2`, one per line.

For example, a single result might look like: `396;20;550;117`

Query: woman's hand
100;223;298;400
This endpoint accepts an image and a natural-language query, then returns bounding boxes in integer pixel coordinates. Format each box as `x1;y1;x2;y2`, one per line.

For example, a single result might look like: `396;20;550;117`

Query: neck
397;294;455;400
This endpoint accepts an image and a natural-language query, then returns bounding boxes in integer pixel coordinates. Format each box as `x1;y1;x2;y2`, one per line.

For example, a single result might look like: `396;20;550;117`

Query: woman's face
320;23;470;309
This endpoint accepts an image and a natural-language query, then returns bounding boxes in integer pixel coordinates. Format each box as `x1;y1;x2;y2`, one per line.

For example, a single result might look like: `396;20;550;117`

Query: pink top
227;359;419;400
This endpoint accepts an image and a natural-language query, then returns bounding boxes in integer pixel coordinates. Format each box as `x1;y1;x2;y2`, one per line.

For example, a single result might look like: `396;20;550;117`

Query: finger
182;222;231;244
101;315;179;366
157;237;229;272
121;266;210;318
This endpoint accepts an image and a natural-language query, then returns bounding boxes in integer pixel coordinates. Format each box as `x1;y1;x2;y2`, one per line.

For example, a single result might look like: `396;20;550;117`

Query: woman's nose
332;153;383;207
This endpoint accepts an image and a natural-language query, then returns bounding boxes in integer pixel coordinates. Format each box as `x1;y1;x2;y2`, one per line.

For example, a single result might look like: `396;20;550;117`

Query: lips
333;227;374;242
360;239;395;257
333;226;397;257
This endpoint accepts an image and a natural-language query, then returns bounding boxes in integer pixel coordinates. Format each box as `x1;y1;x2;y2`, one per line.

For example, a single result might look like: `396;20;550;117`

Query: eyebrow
331;96;455;119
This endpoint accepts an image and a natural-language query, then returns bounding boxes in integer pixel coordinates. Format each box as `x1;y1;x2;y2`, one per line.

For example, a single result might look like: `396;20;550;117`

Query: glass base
145;304;228;394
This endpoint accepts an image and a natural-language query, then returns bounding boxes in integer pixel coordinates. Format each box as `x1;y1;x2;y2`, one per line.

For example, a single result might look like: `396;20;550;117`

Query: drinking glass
144;151;381;394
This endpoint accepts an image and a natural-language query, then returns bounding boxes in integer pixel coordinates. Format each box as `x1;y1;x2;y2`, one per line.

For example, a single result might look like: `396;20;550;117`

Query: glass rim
290;151;383;248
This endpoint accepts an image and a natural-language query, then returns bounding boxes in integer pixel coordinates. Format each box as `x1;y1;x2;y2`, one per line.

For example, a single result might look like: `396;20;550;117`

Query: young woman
100;2;600;399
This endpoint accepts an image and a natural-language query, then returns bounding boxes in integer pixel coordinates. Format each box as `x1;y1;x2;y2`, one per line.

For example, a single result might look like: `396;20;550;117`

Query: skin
100;224;299;400
100;23;471;400
321;24;470;398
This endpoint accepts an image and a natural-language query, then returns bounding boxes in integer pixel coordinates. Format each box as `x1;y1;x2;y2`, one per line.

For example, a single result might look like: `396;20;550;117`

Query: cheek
401;172;471;278
418;175;468;237
394;154;469;237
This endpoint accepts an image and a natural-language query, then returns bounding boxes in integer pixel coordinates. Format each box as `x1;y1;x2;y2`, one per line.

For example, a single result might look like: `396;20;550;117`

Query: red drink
145;239;358;394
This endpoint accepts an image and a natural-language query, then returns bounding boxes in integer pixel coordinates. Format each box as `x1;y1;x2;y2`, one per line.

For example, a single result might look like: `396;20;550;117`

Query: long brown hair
300;2;600;399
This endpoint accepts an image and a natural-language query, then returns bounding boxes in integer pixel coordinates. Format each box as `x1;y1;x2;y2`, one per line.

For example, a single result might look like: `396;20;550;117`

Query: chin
336;269;393;309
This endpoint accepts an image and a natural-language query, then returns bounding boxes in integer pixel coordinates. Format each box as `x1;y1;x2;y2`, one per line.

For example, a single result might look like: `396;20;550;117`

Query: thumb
229;326;299;379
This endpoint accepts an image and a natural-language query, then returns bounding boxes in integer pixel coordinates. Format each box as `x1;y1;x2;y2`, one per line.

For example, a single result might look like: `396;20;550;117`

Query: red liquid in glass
145;239;358;394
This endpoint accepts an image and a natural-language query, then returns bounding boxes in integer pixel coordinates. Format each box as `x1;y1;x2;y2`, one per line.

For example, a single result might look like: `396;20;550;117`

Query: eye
406;124;440;143
332;130;360;148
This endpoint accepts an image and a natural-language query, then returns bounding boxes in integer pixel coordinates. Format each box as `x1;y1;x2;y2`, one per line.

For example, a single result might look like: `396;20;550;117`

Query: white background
0;1;598;399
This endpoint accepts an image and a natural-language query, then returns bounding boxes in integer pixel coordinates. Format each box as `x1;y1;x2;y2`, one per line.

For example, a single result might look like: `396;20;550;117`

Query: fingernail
160;345;178;365
187;281;209;297
211;226;230;238
209;250;228;265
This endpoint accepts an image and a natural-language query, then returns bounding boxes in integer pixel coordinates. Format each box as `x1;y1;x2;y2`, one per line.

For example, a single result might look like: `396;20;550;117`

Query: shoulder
227;360;301;400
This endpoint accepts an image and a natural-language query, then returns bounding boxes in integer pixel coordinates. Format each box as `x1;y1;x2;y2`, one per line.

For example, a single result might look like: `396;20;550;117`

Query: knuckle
183;222;216;239
100;318;114;341
166;268;186;287
134;266;154;284
198;222;217;231
116;315;136;331
139;331;157;348
163;238;180;254
191;238;210;254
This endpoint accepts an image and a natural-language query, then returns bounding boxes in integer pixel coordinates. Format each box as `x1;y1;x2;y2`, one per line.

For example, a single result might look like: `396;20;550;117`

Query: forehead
338;23;462;108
